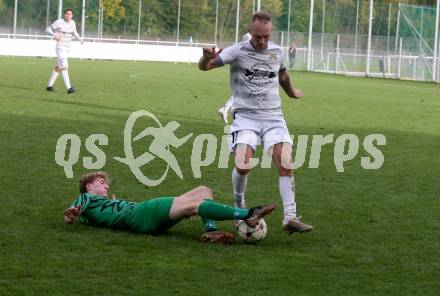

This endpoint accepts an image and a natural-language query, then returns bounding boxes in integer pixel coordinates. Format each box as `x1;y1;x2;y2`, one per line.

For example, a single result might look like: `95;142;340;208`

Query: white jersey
46;19;80;52
242;33;251;42
218;41;286;118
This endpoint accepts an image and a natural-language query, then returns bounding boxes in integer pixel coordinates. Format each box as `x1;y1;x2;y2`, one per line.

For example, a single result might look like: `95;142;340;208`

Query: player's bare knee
235;145;254;172
191;187;214;215
280;155;293;170
195;185;213;198
189;202;200;216
235;154;253;172
278;167;293;177
273;144;293;171
183;197;201;217
236;166;250;176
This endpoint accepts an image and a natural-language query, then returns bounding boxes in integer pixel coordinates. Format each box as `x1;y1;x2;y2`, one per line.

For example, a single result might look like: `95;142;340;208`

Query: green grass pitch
0;56;439;295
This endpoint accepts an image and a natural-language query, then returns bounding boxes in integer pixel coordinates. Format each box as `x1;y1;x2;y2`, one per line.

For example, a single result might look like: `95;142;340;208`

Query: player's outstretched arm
63;205;81;224
279;69;303;99
45;25;55;36
198;48;222;71
73;26;84;45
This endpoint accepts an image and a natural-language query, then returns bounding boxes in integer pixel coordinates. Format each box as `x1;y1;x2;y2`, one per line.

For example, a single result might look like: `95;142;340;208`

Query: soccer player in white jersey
217;31;252;124
199;11;313;234
45;8;83;94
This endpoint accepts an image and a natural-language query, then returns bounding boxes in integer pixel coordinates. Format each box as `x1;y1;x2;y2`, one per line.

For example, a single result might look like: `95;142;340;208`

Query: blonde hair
78;171;109;194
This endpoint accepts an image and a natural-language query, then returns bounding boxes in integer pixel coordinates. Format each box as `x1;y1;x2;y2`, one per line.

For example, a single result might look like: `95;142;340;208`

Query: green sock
197;199;250;221
201;218;218;232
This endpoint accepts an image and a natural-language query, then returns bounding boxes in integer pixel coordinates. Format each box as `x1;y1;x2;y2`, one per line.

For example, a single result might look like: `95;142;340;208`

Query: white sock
224;96;233;112
61;70;71;89
47;71;59;87
232;167;247;208
279;176;297;224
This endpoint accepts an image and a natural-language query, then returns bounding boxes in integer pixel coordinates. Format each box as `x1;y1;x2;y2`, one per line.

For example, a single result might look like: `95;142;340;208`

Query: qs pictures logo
55;110;386;186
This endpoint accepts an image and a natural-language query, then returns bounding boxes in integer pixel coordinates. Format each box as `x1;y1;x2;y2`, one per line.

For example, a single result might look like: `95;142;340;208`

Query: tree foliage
0;0;437;42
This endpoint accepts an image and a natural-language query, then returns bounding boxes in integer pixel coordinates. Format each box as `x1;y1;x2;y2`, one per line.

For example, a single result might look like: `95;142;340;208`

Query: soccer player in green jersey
64;171;276;244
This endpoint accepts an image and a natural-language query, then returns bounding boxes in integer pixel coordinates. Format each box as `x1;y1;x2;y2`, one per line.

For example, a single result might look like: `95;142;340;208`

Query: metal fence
0;0;439;82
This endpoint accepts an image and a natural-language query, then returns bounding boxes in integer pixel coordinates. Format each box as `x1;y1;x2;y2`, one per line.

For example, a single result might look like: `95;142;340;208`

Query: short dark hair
64;8;73;14
79;171;109;194
251;11;272;23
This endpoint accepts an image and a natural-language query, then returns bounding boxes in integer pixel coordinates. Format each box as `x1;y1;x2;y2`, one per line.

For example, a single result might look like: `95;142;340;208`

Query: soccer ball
236;219;267;243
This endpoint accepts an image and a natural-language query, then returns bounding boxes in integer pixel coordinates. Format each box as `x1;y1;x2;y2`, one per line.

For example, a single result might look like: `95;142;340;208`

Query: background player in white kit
217;31;252;124
199;11;313;234
45;8;83;94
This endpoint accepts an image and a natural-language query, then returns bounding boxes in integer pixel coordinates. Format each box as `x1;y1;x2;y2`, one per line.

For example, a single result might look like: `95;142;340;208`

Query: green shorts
128;197;180;234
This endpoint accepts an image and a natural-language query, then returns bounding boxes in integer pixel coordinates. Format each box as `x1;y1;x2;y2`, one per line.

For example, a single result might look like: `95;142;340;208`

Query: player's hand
292;88;303;99
63;205;81;224
202;47;222;60
55;32;61;41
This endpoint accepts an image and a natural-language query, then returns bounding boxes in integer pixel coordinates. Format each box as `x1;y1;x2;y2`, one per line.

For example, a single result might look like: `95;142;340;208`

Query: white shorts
56;48;68;68
230;113;293;154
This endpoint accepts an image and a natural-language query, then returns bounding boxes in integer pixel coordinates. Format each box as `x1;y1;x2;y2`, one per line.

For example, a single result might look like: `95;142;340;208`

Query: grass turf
0;56;439;295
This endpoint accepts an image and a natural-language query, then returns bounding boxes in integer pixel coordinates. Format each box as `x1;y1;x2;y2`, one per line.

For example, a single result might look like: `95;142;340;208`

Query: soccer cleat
283;217;313;234
218;107;229;125
67;87;76;94
46;86;55;92
201;231;235;244
244;203;277;228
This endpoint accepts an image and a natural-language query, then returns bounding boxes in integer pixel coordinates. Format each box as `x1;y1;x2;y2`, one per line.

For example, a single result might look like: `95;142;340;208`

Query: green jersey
70;193;178;234
70;193;138;229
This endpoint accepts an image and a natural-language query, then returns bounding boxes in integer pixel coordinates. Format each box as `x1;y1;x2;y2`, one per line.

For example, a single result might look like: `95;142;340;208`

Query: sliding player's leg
170;186;276;228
